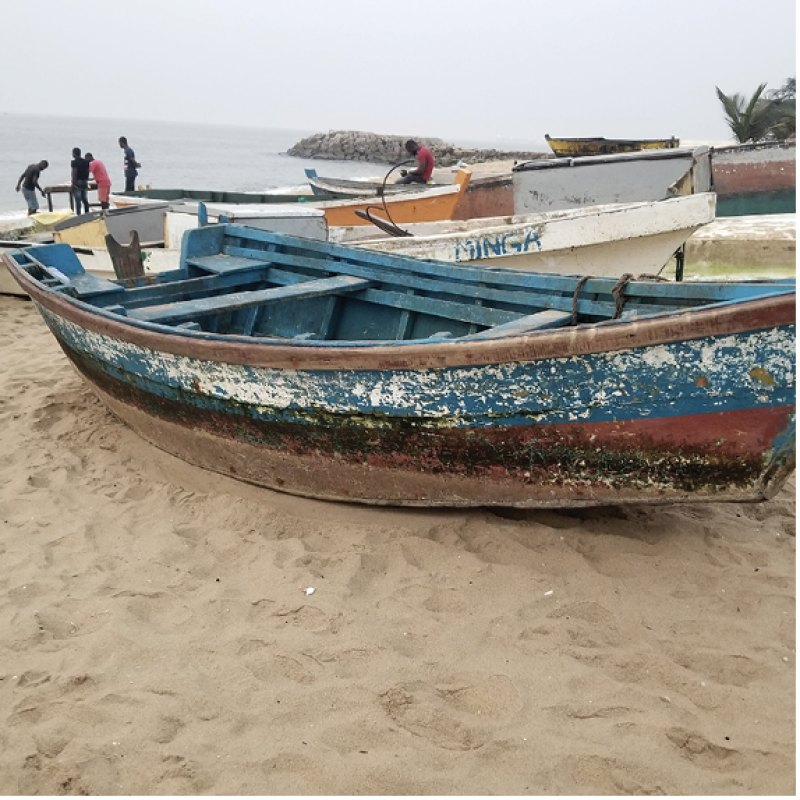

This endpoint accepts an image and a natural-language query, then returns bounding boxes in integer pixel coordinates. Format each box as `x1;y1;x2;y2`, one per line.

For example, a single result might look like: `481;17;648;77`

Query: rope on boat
571;276;592;325
573;272;670;326
611;273;634;319
360;160;415;237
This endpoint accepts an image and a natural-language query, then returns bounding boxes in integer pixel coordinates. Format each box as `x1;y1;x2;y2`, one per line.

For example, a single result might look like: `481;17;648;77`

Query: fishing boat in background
545;135;680;157
333;193;716;278
682;213;796;281
304;168;440;198
109;186;329;208
513;146;711;214
304;168;515;222
53;203;169;248
710;140;796;216
3;224;794;508
308;169;472;226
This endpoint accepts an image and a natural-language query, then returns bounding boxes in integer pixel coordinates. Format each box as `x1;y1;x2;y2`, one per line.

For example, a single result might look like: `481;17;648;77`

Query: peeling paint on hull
40;304;795;507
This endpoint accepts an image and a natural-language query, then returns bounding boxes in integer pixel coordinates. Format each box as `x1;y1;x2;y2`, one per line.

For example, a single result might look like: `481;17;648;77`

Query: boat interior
7;225;794;345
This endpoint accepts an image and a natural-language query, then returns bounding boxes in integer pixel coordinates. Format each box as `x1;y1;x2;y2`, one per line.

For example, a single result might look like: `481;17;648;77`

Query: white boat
330;193;717;278
682;213;796;281
512;146;712;214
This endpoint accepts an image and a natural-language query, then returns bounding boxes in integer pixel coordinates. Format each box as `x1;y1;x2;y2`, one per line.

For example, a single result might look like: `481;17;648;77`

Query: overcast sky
0;0;795;146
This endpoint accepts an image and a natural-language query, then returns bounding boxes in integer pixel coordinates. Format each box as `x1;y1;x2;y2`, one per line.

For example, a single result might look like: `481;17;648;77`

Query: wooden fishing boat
308;169;472;226
304;168;440;198
109;186;330;208
513;146;711;214
710;141;796;217
305;169;516;221
545;135;680;158
3;225;795;508
54;203;170;248
331;193;716;278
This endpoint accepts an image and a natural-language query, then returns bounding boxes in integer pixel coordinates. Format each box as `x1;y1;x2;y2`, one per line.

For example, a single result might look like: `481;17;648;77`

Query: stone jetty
286;131;548;167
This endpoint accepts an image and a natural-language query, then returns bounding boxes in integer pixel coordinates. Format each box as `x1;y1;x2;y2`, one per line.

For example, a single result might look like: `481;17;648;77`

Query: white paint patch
39;304;795;425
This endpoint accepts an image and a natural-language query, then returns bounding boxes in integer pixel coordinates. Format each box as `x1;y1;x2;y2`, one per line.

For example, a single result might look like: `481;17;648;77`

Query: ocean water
0;113;542;221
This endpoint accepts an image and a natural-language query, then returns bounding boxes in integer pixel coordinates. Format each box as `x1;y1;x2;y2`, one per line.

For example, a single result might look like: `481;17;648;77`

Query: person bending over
86;152;112;210
15;161;48;216
396;139;434;184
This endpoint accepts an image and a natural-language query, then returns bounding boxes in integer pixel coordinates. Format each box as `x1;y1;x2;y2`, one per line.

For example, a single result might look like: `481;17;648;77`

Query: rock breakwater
286;131;547;167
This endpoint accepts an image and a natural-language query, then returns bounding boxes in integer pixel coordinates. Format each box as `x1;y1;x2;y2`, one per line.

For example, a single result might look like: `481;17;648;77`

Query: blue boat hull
35;301;795;507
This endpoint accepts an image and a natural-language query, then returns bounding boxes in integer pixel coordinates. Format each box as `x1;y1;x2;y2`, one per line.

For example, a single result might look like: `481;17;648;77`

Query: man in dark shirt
15;160;49;215
118;136;139;192
71;148;91;215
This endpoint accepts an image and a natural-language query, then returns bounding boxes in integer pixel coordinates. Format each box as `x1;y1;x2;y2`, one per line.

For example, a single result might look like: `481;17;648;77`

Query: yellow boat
545;135;680;157
310;169;471;226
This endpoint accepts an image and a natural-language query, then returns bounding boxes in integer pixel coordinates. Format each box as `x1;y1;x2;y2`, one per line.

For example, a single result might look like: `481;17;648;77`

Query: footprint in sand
380;674;521;750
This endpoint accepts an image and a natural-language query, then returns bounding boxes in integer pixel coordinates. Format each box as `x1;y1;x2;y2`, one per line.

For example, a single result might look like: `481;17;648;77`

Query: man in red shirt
85;153;112;209
396;139;435;184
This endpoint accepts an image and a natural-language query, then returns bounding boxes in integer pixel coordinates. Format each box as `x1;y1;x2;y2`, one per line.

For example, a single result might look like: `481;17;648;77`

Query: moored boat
109;186;329;208
3;225;794;508
710;141;796;216
308;169;472;226
304;168;441;198
513;146;711;214
545;135;680;157
332;193;716;278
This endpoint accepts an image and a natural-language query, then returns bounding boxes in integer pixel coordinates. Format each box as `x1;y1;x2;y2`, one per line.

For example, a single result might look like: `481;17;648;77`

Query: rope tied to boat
571;276;592;325
611;273;634;319
573;273;667;325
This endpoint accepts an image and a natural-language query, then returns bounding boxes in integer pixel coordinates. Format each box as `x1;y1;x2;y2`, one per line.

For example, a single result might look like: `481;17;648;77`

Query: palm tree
715;83;776;143
764;78;796;140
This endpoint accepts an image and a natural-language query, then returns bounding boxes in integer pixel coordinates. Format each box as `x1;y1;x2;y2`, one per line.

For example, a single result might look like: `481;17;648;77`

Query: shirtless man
15;160;49;216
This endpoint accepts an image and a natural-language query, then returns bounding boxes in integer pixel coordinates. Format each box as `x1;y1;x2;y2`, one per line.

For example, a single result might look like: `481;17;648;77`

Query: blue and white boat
2;224;795;507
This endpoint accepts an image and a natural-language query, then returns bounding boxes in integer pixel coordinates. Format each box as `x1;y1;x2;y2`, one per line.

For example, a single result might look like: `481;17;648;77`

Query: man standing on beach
70;148;91;215
118;136;139;192
86;152;112;210
15;161;49;216
396;139;435;184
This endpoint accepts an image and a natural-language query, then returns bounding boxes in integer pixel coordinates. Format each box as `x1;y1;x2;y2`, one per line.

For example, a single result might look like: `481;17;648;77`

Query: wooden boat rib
545;134;680;157
3;224;795;508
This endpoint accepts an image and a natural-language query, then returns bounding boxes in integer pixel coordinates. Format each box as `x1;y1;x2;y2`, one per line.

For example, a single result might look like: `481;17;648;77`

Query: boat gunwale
308;180;464;209
546;135;679;146
513;146;708;172
6;256;795;372
352;193;717;248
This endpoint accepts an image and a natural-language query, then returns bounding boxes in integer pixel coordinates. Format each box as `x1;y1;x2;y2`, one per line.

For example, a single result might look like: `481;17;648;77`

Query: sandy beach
0;293;794;795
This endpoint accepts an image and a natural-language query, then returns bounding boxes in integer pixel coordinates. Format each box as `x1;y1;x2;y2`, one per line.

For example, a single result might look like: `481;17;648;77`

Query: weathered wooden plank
128;275;372;325
186;254;272;274
463;310;573;339
99;269;270;309
220;243;689;318
359;288;521;328
220;228;765;302
106;231;145;280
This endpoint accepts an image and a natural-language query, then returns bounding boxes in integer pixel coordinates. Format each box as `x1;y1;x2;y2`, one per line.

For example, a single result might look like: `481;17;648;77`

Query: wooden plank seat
19;243;122;299
51;270;122;299
221;242;680;319
186;254;272;274
127;275;372;325
463;309;573;339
